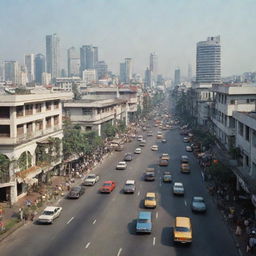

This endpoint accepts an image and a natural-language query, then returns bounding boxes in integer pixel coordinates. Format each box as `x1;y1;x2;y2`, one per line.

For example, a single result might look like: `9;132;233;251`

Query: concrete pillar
98;124;101;136
10;107;17;138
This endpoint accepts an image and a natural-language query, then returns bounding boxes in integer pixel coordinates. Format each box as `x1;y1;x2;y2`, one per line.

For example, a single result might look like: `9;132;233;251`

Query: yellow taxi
144;192;157;208
180;163;190;173
173;217;192;244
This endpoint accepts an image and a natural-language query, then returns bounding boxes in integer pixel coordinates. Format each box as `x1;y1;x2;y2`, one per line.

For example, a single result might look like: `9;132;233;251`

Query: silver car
173;182;184;195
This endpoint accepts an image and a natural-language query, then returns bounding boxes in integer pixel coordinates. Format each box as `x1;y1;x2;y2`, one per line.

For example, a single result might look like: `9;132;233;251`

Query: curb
0;220;25;242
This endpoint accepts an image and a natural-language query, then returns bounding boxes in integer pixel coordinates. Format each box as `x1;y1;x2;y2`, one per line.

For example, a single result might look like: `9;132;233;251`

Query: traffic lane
157;129;239;255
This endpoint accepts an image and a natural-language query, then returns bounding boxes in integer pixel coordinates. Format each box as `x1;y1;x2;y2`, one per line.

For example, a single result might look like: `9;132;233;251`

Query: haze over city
1;0;256;77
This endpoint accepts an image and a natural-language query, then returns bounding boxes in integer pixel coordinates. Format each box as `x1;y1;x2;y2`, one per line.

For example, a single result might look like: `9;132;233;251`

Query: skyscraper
46;33;60;79
67;47;80;77
196;36;221;83
35;54;45;84
149;52;157;78
24;54;35;82
120;62;126;83
4;61;19;84
80;45;98;72
174;68;181;85
119;58;132;83
188;64;192;81
95;61;108;79
144;67;153;88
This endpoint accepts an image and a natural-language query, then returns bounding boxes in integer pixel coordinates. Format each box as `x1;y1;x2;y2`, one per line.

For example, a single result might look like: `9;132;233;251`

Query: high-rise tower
196;36;221;83
46;33;60;79
24;54;35;82
67;47;80;77
35;54;45;84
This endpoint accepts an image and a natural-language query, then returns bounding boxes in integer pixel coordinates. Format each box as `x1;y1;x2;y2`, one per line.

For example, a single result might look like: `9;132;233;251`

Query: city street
0;122;239;256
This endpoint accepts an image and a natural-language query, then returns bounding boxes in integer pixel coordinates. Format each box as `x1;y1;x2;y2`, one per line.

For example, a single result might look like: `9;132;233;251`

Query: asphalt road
0;113;240;256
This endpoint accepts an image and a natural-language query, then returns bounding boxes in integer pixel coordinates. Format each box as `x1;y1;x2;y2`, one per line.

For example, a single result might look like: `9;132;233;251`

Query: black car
124;153;133;161
67;186;85;199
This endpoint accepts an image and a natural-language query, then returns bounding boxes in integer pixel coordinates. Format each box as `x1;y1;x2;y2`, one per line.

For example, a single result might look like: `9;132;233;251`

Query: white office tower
196;36;221;83
24;54;35;82
46;33;60;79
67;47;80;77
82;69;97;85
4;61;19;84
42;72;52;85
149;52;157;80
124;58;132;83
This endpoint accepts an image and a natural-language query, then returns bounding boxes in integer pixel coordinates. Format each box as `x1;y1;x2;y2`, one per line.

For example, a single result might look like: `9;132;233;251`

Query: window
35;103;42;113
54;116;59;125
0;107;10;118
97;109;101;114
229;117;235;128
16;106;24;117
46;117;51;128
245;126;250;141
238;122;243;136
230;99;235;104
252;131;256;147
0;125;10;137
82;108;93;115
53;101;59;109
252;162;256;177
25;104;33;115
46;101;52;110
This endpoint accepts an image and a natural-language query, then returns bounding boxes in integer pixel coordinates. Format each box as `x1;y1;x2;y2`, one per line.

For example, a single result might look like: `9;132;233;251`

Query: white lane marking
156;212;158;219
93;219;96;224
66;217;74;225
159;181;162;187
184;200;187;207
137;191;140;196
117;248;122;256
85;242;90;248
153;237;156;246
201;171;205;181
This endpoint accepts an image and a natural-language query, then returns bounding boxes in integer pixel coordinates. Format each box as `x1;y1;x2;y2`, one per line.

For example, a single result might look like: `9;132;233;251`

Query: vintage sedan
159;159;169;166
136;211;152;234
191;196;207;213
173;182;185;196
163;171;172;182
124;153;133;161
186;146;193;152
123;180;136;194
180;163;190;173
83;174;99;186
116;161;127;170
67;186;85;199
134;148;142;154
160;153;170;161
151;145;159;151
144;192;157;208
173;217;192;244
99;181;116;193
37;206;62;224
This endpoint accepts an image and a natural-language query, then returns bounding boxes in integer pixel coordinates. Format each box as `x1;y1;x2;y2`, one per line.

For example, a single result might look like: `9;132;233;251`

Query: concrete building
64;98;128;136
67;47;80;77
82;69;97;85
46;33;60;79
0;92;71;203
196;36;221;83
95;61;108;79
0;60;4;81
24;54;35;82
42;72;52;85
149;53;157;80
35;54;45;84
211;84;256;150
144;67;153;88
80;45;98;72
52;77;81;92
4;61;20;84
119;58;132;84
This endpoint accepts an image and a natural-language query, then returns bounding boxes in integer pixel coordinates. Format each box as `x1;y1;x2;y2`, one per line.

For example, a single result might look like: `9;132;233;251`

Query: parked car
136;211;152;234
123;180;136;193
124;153;133;161
173;182;184;195
186;146;193;152
191;196;206;213
183;137;190;143
83;174;99;186
37;206;62;224
151;145;158;151
144;192;157;208
180;163;190;173
163;171;172;182
173;217;192;244
134;148;142;154
144;168;155;181
67;186;85;199
99;181;116;193
159;159;169;166
116;161;127;170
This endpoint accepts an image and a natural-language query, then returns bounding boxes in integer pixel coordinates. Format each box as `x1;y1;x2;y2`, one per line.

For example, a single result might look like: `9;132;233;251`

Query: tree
102;123;116;138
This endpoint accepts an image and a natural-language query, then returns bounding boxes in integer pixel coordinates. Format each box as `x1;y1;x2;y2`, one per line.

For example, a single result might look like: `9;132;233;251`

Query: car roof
174;182;183;186
193;196;204;200
146;192;155;197
126;180;135;184
118;161;126;164
139;211;151;219
44;206;58;211
164;171;171;175
104;180;113;184
162;153;169;155
176;217;191;227
152;145;158;147
181;155;188;158
135;147;141;150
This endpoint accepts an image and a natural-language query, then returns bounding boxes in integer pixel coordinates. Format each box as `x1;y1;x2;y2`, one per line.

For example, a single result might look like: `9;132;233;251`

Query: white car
134;148;142;154
123;180;136;193
151;145;159;151
116;161;127;170
186;146;193;152
83;174;99;186
38;206;62;224
173;182;185;195
137;135;143;141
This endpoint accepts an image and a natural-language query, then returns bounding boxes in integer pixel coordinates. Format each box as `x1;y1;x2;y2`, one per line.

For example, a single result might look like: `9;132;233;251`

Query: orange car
99;181;116;193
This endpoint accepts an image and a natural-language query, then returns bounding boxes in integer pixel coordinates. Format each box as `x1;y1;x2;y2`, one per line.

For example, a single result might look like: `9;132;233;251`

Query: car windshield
194;197;204;202
71;187;80;191
164;175;171;178
146;197;155;200
175;185;183;188
125;184;134;188
176;227;190;232
146;173;155;177
87;175;95;179
103;183;112;186
43;210;54;215
138;219;150;223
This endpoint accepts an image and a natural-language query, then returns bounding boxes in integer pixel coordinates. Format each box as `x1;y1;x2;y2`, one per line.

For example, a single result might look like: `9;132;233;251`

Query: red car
99;181;116;193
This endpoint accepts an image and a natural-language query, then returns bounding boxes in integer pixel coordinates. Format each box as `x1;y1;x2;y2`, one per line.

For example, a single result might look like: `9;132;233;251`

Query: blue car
136;211;152;234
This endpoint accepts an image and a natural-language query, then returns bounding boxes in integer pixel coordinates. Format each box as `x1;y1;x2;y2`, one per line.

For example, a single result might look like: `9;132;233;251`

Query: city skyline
0;0;256;77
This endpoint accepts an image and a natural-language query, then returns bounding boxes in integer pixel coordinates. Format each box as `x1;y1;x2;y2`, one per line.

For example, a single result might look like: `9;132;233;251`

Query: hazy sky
0;0;256;78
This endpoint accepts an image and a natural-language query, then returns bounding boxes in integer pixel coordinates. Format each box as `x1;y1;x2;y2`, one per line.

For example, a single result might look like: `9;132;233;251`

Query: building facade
67;47;80;77
35;54;45;84
24;54;35;83
0;92;71;203
196;36;221;83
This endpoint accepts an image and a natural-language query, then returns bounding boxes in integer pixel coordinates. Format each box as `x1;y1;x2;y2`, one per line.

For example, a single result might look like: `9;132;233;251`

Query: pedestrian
235;221;242;236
